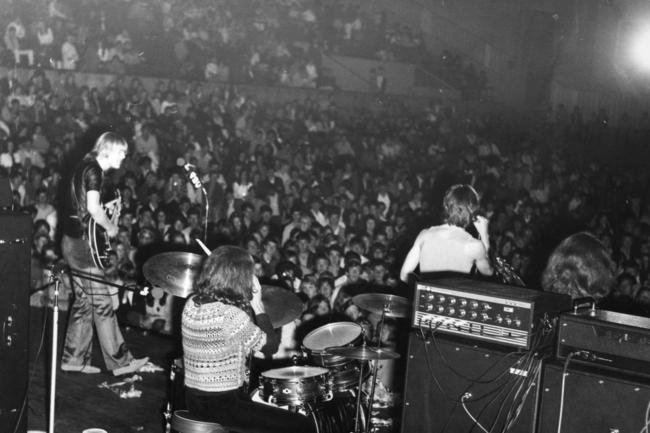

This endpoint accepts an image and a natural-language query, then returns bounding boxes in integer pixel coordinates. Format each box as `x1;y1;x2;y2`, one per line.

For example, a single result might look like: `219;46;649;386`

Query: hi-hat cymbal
261;285;303;328
352;293;410;318
143;252;204;298
324;345;400;361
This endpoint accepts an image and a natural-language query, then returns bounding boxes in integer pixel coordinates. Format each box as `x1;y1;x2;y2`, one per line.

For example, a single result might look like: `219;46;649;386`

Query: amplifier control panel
413;277;571;349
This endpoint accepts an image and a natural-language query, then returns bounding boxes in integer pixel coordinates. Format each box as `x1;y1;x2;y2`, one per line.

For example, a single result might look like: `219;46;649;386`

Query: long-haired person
400;184;493;281
541;231;615;301
61;131;148;375
182;246;316;433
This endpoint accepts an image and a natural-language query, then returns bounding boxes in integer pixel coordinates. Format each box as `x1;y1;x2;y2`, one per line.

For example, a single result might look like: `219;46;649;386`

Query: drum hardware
351;293;407;433
352;293;409;344
143;252;302;328
302;322;367;394
143;252;204;299
324;343;400;433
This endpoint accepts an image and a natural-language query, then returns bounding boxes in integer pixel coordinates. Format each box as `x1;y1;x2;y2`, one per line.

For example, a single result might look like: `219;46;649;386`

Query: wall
0;66;439;112
321;54;458;99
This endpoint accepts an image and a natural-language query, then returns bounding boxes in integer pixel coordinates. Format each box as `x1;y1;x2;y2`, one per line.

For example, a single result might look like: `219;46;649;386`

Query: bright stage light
629;26;650;71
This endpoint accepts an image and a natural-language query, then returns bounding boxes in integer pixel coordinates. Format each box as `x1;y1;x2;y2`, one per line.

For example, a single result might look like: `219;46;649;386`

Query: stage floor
27;306;177;433
25;307;402;433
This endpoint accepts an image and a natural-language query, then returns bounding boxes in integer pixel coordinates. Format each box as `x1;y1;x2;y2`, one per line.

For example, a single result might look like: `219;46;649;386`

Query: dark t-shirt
62;156;103;238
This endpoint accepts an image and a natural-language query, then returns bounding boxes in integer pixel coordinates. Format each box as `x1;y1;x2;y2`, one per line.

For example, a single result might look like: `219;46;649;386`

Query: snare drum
258;366;332;406
302;322;366;393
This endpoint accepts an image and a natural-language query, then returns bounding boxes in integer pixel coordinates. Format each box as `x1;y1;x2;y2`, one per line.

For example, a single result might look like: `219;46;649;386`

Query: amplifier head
412;276;571;349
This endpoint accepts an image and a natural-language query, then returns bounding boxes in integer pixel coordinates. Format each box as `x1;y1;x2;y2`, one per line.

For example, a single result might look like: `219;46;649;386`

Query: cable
14;305;49;433
500;357;542;432
461;392;489;433
639;399;650;433
419;324;456;402
431;331;523;386
556;352;578;433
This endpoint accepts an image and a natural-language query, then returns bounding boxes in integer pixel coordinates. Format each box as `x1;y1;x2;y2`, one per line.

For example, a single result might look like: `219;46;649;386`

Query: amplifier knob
470;311;478;320
458;309;466;318
436;305;445;314
481;313;491;321
505;317;512;326
426;304;434;312
447;307;456;315
483;303;492;310
427;293;435;301
495;315;503;324
438;295;446;303
459;299;468;307
449;298;457;305
470;301;479;309
514;318;521;327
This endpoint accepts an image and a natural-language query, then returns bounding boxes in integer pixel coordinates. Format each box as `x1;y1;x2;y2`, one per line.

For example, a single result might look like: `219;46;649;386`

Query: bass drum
251;390;362;433
305;396;360;433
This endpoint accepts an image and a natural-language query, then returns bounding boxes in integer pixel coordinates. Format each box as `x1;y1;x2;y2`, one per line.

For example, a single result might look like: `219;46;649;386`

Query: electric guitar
87;191;121;269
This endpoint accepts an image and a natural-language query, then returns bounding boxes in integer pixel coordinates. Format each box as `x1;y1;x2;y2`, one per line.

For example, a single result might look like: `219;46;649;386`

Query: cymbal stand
364;354;381;433
48;269;62;433
374;303;388;346
365;303;390;433
352;330;369;433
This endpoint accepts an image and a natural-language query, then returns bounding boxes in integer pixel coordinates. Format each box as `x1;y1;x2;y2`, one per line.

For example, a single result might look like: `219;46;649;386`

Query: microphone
180;159;203;190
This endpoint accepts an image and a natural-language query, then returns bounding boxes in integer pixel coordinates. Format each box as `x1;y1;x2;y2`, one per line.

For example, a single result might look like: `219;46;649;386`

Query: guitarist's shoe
61;363;101;374
112;357;149;376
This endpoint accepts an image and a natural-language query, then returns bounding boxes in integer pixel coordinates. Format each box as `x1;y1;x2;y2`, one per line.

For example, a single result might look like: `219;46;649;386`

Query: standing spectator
4;25;34;66
61;34;79;70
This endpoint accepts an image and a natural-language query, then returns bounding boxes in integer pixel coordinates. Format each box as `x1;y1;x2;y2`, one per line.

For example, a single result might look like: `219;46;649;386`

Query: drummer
181;245;316;433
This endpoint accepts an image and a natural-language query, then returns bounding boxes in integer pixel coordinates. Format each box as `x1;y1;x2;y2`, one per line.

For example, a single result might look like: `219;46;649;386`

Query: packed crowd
2;62;650;344
0;0;486;93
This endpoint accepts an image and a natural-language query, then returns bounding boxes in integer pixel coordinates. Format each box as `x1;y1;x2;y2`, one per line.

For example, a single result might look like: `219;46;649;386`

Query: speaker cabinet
0;213;32;433
537;362;650;433
401;332;539;433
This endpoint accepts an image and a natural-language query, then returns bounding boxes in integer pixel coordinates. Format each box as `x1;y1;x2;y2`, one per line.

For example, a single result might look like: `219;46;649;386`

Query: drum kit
145;252;409;433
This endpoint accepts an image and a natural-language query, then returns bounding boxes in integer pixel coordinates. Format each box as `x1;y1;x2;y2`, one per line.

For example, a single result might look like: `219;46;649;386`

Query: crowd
1;64;649;352
0;0;485;93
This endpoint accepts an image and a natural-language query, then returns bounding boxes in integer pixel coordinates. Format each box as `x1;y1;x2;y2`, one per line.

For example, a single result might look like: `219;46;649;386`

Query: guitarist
60;131;149;375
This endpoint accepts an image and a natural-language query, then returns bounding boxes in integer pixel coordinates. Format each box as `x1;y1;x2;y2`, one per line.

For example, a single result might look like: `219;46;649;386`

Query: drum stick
195;239;211;256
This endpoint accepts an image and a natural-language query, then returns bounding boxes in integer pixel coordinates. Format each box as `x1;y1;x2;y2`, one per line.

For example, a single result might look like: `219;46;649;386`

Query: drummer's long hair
194;245;254;316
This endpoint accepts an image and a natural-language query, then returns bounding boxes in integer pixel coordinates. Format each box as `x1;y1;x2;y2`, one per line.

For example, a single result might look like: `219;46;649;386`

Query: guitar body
87;192;121;270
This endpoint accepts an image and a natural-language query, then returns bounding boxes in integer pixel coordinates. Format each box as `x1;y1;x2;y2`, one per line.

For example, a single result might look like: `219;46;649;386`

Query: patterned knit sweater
182;297;266;393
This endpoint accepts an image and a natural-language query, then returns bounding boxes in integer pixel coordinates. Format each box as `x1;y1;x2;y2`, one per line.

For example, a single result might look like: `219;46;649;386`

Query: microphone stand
44;266;148;433
184;165;210;243
201;184;209;244
48;269;62;433
68;269;148;294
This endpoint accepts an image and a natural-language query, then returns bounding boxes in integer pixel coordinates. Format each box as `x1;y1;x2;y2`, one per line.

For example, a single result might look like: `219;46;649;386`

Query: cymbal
143;252;204;298
352;293;410;318
324;345;400;361
262;285;303;328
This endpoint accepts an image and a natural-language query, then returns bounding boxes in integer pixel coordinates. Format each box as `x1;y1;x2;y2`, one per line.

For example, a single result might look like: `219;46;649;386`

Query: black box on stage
0;212;32;433
537;361;650;433
401;332;539;433
556;309;650;378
